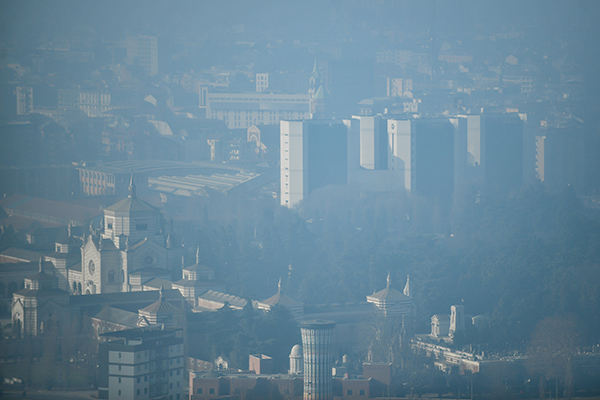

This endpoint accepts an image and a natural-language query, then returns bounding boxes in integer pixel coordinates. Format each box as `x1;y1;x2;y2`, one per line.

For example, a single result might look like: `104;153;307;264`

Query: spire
67;223;72;238
312;59;319;79
403;274;410;297
196;246;200;264
129;173;136;198
386;271;391;288
39;256;44;273
159;285;164;301
278;277;282;294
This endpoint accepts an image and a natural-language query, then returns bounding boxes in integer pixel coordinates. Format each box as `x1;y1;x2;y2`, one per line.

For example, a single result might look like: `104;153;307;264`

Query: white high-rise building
387;117;454;200
354;115;388;170
455;112;525;192
280;120;351;208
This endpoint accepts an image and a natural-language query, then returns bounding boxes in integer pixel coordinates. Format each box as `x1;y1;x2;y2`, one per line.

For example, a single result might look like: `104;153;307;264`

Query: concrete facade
98;326;184;400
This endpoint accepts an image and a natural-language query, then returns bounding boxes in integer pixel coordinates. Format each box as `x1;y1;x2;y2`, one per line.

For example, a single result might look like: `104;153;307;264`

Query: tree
527;315;579;399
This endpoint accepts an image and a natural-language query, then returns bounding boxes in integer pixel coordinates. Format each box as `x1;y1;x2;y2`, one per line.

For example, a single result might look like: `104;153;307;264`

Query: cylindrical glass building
301;319;335;400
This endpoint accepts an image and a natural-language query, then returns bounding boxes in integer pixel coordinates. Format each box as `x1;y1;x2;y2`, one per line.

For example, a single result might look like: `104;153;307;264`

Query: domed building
289;344;303;375
78;175;182;294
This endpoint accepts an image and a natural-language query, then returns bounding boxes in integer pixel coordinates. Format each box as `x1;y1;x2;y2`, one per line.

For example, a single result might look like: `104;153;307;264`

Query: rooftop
77;160;239;175
0;194;102;226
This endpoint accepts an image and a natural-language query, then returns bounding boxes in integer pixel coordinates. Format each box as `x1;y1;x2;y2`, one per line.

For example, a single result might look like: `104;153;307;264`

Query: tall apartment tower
456;113;524;192
535;117;585;193
301;320;335;400
387;117;454;201
126;35;158;76
354;115;388;170
280;120;349;208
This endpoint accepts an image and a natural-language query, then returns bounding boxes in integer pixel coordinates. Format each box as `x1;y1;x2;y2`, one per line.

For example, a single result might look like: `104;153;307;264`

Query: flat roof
77;160;240;175
148;171;260;196
300;319;336;329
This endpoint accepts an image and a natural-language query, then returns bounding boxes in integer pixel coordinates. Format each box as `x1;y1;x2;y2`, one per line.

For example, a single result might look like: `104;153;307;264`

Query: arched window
108;269;116;283
136;222;148;231
78;282;82;294
73;282;77;294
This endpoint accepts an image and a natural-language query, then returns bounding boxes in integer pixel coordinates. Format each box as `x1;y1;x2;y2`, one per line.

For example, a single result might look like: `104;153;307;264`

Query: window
144;388;147;394
209;388;215;394
118;378;121;383
136;222;147;231
137;377;140;383
347;389;353;395
119;365;122;371
118;390;121;396
360;389;365;396
177;369;180;375
170;371;173;377
197;388;202;394
118;353;121;358
145;376;148;382
137;389;140;395
170;383;173;389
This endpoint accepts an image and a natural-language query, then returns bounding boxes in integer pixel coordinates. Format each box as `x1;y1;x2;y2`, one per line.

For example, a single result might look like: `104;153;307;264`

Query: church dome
290;344;302;358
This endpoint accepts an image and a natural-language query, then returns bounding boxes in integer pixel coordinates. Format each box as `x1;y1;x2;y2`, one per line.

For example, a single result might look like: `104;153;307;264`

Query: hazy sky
1;0;598;45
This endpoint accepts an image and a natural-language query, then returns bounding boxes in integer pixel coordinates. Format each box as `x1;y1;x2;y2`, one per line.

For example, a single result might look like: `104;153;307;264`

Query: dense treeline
186;183;600;352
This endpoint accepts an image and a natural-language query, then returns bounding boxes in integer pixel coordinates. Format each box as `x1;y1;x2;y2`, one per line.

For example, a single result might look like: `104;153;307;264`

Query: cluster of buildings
188;320;393;400
279;110;526;209
1;175;423;399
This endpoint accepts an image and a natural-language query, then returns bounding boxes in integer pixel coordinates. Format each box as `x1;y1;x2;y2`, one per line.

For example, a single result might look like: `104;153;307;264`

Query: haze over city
0;1;599;399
